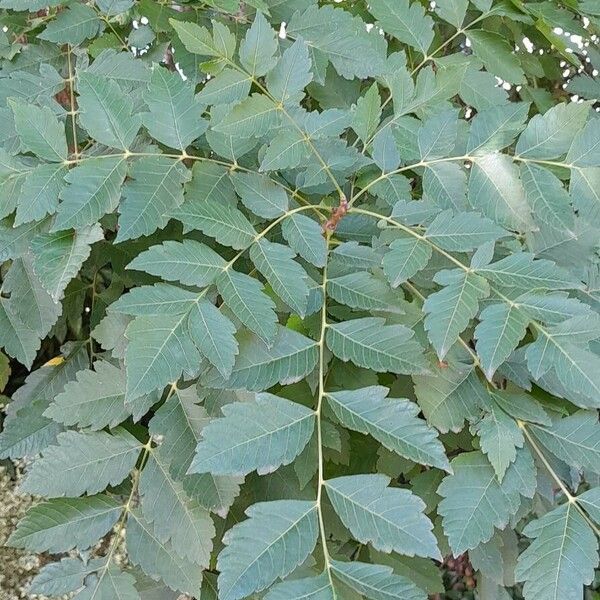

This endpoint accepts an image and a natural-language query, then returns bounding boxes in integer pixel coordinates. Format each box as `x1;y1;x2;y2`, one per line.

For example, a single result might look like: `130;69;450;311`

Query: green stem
61;150;324;217
314;231;336;589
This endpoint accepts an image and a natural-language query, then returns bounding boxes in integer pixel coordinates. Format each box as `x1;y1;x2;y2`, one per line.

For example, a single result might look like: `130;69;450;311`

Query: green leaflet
169;19;231;59
143;67;207;150
515;503;598;600
213;93;280;138
525;324;600;408
53;156;127;230
577;488;600;524
516;101;589;160
85;48;151;86
75;565;141;600
0;152;31;220
217;500;319;600
126;510;203;595
0;217;47;262
460;68;509;111
382;236;432;288
39;4;102;45
148;386;209;477
172;162;256;249
2;256;61;339
260;128;310;171
21;428;143;497
326;387;450;471
117;156;190;242
468;153;533;231
468;30;525;84
488;389;550;426
530;411;600;474
189;393;315;476
520;162;575;234
286;5;387;80
196;68;251;106
372;127;400;172
8;495;121;553
77;73;141;151
472;405;524;481
326;317;429;375
467;102;529;156
124;312;200;400
566;118;600;167
325;474;440;559
93;313;130;360
438;448;536;555
352;83;381;145
128;239;226;288
10;100;67;162
327;272;403;313
0;347;87;458
475;303;529;380
44;360;131;430
267;38;313;104
188;299;238;378
250;238;310;315
418;110;458;161
281;213;327;268
148;387;242;514
230;170;289;218
424;269;490;360
367;0;434;54
239;11;278;77
96;0;134;15
216;269;277;343
0;62;63;107
264;573;335;600
424;210;507;251
139;449;215;566
330;560;426;600
0;392;61;457
29;557;107;597
476;253;582;291
422;162;467;211
16;162;67;225
0;296;39;367
435;0;468;28
30;223;103;302
111;283;199;316
201;326;318;391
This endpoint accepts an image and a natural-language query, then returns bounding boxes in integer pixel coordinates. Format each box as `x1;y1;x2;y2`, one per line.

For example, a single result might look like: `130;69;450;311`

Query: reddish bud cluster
323;194;349;233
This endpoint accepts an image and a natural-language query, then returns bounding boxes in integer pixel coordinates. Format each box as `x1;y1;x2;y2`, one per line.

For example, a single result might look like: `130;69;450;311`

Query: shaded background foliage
1;0;600;599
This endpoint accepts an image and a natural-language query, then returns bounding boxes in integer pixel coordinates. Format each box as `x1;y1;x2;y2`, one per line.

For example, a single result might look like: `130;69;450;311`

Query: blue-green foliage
0;1;599;599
